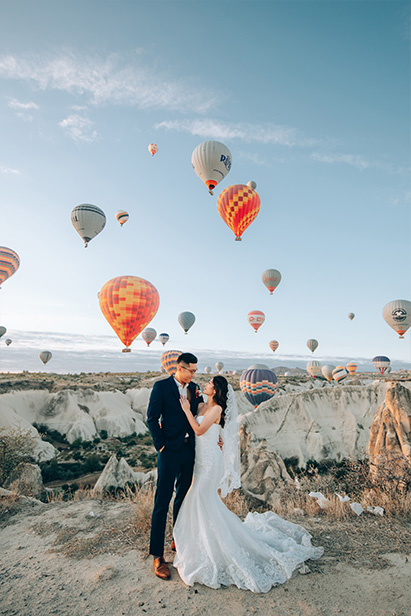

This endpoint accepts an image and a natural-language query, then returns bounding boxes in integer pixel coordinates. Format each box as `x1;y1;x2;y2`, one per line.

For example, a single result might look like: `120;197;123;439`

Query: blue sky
0;0;410;373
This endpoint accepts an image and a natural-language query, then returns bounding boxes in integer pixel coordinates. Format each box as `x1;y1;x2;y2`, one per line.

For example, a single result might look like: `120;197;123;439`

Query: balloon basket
122;348;131;353
235;237;242;241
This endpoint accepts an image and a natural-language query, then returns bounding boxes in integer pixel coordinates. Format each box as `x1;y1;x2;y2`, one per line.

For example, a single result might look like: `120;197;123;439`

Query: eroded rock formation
93;454;157;493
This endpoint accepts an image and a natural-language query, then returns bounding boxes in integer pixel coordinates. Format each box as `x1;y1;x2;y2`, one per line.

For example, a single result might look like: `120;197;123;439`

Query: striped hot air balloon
382;300;411;339
269;340;279;352
306;360;322;378
372;356;390;375
240;364;278;408
99;276;159;352
148;143;158;156
322;364;336;382
178;311;196;334
332;366;348;384
247;310;265;333
116;210;129;226
161;350;182;376
192;140;232;195
262;269;282;295
307;339;319;353
346;362;358;375
142;327;157;347
39;351;52;365
158;333;169;346
0;247;20;287
217;184;260;240
71;204;106;247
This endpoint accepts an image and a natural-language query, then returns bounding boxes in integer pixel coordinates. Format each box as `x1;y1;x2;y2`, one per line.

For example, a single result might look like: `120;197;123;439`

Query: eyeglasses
180;366;197;375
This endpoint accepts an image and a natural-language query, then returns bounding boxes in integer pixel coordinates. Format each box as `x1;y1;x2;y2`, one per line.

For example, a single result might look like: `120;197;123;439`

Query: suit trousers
149;442;195;557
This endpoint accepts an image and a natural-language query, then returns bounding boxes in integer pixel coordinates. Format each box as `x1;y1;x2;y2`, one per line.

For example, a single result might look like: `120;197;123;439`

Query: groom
147;352;203;580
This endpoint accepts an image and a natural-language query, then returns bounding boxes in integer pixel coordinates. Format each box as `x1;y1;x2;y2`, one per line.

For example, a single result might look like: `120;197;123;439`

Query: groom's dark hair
177;352;198;365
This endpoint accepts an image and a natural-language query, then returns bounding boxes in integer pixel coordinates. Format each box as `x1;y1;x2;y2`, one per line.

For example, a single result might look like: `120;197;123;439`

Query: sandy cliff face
241;382;390;465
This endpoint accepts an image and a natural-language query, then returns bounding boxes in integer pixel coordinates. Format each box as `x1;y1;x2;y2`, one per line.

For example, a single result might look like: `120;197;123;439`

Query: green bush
100;430;108;440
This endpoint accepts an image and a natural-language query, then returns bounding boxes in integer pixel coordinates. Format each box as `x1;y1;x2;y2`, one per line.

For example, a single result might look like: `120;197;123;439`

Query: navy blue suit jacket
146;376;203;452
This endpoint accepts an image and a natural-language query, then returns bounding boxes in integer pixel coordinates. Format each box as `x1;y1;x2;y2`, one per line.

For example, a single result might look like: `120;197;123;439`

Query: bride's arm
180;397;221;436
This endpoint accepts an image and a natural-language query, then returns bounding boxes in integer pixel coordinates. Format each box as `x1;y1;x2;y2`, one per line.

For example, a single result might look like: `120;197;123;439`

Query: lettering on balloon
220;154;232;171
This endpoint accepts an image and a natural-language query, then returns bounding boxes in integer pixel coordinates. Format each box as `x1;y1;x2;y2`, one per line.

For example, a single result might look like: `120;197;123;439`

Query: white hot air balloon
39;351;52;365
71;204;106;247
191;141;232;195
322;364;336;382
178;311;196;334
216;361;224;373
204;366;212;374
142;327;157;347
382;300;411;339
158;333;170;346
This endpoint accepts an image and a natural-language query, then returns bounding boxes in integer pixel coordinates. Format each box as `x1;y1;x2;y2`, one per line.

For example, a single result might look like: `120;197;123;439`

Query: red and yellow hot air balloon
0;246;20;287
247;310;265;333
99;276;159;352
148;143;158;156
346;362;358;375
161;350;182;376
269;340;279;352
217;184;260;241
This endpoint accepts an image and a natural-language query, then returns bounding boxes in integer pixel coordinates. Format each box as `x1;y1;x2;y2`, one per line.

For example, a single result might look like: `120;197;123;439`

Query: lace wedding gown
173;417;323;593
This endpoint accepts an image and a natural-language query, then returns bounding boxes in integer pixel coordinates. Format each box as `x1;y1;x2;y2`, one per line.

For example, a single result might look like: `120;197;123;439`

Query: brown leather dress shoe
170;539;176;551
153;557;171;580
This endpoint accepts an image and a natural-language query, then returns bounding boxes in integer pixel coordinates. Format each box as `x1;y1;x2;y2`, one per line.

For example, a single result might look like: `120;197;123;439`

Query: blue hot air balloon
240;364;278;408
372;356;391;375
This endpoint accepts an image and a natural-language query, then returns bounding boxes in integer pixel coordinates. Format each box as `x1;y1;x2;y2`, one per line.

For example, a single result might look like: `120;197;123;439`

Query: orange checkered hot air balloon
217;184;260;241
0;246;20;287
99;276;159;352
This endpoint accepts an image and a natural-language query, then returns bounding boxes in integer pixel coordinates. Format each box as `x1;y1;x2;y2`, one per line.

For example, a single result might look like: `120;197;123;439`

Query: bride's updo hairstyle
212;375;228;428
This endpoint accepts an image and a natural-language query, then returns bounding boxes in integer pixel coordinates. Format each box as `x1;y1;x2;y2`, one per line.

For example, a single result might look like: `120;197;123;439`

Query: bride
173;375;323;593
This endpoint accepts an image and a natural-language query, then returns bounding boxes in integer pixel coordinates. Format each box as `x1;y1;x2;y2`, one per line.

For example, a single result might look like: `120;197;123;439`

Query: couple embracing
147;352;323;593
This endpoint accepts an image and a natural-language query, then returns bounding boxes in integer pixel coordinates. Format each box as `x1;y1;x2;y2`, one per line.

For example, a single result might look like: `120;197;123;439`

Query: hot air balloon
216;361;224;373
322;364;336;383
39;351;52;365
247;181;257;190
247;310;265;333
382;300;411;339
99;276;159;352
0;247;20;287
262;269;282;295
71;204;106;248
348;313;355;321
346;362;358;375
116;210;129;226
161;350;182;376
192;140;232;195
372;355;391;375
142;327;157;347
0;326;6;339
158;333;169;346
217;184;260;241
307;339;319;353
178;311;195;334
5;338;12;346
204;366;212;374
269;340;279;352
332;366;348;384
306;360;322;378
240;364;278;408
148;143;158;156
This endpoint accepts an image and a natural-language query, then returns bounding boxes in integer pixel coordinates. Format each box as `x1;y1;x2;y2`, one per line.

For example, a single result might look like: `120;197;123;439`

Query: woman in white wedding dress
173;375;323;593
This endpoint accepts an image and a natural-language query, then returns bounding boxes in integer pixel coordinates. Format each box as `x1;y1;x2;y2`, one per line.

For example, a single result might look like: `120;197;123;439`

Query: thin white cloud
0;165;20;175
155;118;319;147
59;114;99;143
310;151;407;174
0;51;218;113
8;98;39;110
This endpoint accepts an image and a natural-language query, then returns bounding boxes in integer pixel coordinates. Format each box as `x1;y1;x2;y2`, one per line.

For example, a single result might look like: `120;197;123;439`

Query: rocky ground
0;494;410;616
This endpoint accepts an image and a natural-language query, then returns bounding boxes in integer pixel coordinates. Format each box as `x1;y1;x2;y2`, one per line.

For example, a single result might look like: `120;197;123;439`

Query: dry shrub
0;427;36;487
221;487;256;518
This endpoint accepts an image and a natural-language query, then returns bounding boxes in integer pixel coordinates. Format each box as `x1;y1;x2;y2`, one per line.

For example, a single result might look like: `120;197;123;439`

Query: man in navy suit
147;352;203;580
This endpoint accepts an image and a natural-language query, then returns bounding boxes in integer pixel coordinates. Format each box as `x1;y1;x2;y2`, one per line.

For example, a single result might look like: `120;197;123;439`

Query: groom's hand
218;436;223;450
